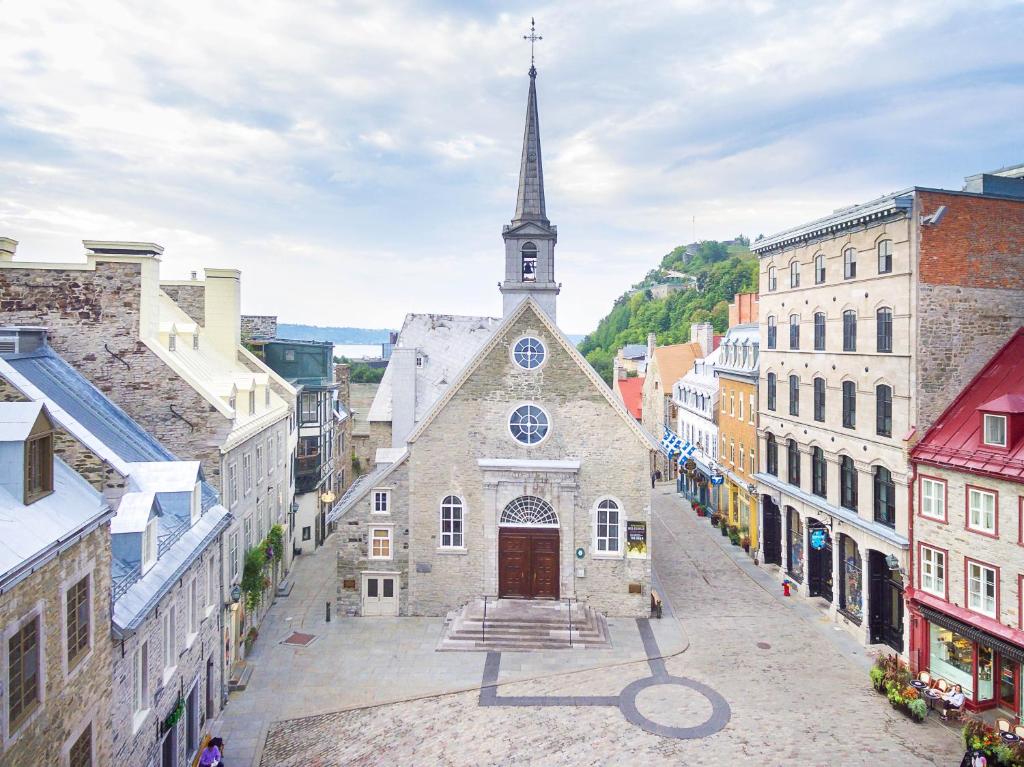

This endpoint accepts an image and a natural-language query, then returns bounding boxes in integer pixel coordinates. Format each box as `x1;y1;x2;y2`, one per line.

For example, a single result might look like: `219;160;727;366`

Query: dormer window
191;482;202;525
192;332;200;350
142;517;158;573
229;393;237;411
248;389;256;415
521;242;537;282
983;414;1007;448
25;432;54;504
168;333;177;351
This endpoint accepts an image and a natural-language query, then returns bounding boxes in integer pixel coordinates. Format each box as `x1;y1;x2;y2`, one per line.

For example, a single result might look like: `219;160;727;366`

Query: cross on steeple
523;17;542;75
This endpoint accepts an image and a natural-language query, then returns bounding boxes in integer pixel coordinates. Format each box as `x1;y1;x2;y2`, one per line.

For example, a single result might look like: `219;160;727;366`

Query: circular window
509;404;549;445
513;337;546;369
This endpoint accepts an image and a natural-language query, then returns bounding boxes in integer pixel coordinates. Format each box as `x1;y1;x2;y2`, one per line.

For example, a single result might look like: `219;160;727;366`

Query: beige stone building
0;402;115;767
753;167;1024;654
331;63;656;619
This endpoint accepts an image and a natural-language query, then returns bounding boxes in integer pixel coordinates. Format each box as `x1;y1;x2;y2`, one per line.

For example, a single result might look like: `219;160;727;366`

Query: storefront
786;507;804;584
838;534;863;625
918;606;1023;720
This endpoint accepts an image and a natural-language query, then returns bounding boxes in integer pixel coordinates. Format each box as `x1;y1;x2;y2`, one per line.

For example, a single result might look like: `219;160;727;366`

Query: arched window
813;312;826;350
876;384;893;437
767;372;777;411
877;239;893;274
440;496;464;548
812;447;827;498
813;377;825;422
790;260;800;288
814;253;826;284
840;455;858;511
839;535;863;621
766;433;778;475
842;381;856;428
842;310;857;352
500;496;558;526
873;466;895;528
789;314;800;350
789;374;800;416
509;404;549;445
768;265;777;292
843;247;857;279
521;242;537;282
767;316;777;349
595;499;621;553
877;307;893;353
787;439;801;487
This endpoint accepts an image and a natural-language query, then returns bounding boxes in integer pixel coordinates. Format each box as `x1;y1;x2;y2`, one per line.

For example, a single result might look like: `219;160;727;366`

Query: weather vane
523;17;542;72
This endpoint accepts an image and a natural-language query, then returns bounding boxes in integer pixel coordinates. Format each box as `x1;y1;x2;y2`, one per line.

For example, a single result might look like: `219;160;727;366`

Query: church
330;57;657;619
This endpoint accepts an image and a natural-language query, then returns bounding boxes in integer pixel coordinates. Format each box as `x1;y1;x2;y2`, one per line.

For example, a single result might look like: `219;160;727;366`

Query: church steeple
500;19;560;323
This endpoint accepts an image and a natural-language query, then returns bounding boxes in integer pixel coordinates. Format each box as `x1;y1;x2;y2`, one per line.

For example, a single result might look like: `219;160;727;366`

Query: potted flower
728;525;741;546
720;519;730;537
710;512;721;528
741;535;751;553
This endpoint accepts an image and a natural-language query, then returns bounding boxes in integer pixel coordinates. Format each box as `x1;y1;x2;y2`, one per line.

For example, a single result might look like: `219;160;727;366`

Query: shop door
807;522;833;603
498;528;560;600
762;499;782;566
161;726;177;767
869;551;904;651
362;574;398;616
999;657;1019;713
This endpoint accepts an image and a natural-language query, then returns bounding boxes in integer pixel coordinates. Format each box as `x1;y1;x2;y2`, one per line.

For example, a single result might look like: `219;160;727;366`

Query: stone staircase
437;598;612;651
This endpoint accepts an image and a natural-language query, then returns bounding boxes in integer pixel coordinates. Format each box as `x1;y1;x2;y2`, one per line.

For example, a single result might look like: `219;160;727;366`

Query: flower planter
710;517;719;527
742;543;750;553
720;524;729;537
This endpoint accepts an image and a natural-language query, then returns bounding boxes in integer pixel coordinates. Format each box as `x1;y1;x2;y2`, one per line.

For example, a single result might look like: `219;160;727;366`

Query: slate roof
368;313;502;423
911;328;1024;482
326;450;408;525
619;344;647;360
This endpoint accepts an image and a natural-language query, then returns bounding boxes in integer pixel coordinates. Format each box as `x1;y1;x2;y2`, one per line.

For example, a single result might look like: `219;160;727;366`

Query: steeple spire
512;19;547;226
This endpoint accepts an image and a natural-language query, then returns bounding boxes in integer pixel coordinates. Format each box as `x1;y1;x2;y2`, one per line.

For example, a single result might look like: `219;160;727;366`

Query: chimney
334;363;351;412
690;322;713;357
203;268;242;358
0;237;17;261
612;356;623;382
389;347;417;447
646;332;657;360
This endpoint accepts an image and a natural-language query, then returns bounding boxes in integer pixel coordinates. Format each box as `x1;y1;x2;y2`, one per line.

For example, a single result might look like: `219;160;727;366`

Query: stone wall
240;315;278;341
0;525;113;766
111;548;222;767
406;304;651;617
335;461;410;616
160;282;206;325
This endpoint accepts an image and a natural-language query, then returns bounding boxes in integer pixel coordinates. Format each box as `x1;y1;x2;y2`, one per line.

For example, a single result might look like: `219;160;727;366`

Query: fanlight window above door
499;496;558;526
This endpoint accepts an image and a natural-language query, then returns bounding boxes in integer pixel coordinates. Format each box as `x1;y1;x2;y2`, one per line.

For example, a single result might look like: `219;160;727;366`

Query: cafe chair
918;671;931;684
997;718;1012;733
1014;724;1024;739
936;679;949;693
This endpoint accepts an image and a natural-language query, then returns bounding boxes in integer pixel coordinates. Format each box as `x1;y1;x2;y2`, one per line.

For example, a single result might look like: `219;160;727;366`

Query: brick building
753;162;1024;654
330;63;656;619
0;243;295;680
908;329;1024;722
0;401;115;767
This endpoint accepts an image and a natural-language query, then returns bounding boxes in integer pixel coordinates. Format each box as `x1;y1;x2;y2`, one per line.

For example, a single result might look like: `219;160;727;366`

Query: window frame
811;447;827;498
142;517;158;573
787;439;800;487
842;310;857;352
5;608;44;738
788;375;799;417
813;377;825;422
789;260;800;288
876;307;893;353
439;496;465;549
918;543;948;600
843;246;857;279
512;336;547;370
24;432;54;505
161;604;177;681
368;526;394;560
877;239;893;274
918;474;948;523
767;265;777;292
983;414;1007;448
508;403;551;446
789;314;800;350
766;316;776;349
813;312;825;351
63;572;92;676
66;719;94;767
842;380;856;429
875;384;893;438
814;253;825;284
372;489;391;515
593;498;624;557
132;639;150;732
839;455;858;511
964;557;999;619
873;465;895;528
766;373;776;411
766;433;778;476
965;484;998;538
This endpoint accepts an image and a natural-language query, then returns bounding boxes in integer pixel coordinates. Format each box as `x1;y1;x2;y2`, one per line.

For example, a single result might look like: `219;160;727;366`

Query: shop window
929;626;974;695
839;535;862;623
787;509;804;583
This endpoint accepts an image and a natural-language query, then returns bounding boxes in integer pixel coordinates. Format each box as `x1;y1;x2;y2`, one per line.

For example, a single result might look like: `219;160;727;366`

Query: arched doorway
498;496;560;600
806;517;833;604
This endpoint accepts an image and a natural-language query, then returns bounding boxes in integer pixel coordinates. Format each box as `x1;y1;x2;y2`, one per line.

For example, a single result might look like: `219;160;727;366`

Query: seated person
199;737;225;767
941;684;966;719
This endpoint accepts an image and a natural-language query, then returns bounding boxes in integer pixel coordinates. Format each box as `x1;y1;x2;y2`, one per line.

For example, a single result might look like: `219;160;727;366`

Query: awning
921;605;1024;665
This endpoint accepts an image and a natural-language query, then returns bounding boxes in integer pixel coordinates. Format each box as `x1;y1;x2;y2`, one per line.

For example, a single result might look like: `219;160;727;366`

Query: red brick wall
728;292;759;326
918;190;1024;288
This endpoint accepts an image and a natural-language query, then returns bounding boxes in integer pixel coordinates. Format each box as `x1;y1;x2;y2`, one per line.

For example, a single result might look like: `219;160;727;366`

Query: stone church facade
332;62;656;619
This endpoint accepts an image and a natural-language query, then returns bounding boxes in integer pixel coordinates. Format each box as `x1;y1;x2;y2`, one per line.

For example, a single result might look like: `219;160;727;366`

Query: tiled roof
617;376;644;420
911;328;1024;482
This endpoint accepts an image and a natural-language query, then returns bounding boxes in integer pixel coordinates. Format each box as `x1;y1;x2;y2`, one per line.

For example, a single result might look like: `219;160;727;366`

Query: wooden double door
498;528;560;600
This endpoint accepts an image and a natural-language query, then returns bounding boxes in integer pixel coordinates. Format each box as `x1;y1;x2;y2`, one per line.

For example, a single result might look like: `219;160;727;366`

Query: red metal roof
911;328;1024;482
617;376;644;421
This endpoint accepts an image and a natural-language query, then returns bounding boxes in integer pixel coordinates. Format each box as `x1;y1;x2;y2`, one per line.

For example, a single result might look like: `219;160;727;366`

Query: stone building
0;401;115;767
716;323;760;553
908;328;1024;721
753;163;1024;653
0;243;295;676
0;329;230;767
330;62;656;619
641;334;706;479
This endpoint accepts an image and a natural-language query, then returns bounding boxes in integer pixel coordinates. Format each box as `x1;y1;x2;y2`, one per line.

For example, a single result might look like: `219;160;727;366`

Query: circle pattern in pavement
619;675;731;740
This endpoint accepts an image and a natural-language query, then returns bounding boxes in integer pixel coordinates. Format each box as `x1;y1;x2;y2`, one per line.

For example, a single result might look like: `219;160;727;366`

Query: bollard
326;601;331;622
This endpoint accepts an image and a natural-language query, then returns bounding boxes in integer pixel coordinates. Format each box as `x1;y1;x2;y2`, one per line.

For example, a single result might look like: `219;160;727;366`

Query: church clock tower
500;42;560;323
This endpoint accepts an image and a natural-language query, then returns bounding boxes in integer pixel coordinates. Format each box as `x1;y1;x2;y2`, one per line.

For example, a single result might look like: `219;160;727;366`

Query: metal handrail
567;597;573;647
482;596;488;644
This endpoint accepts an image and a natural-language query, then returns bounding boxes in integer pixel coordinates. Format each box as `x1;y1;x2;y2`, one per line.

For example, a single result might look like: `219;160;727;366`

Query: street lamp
320;489;336;506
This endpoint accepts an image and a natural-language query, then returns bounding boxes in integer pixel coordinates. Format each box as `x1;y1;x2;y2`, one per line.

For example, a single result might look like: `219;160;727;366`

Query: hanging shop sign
810;528;828;551
576;547;586;560
710;473;724;486
626;521;648;557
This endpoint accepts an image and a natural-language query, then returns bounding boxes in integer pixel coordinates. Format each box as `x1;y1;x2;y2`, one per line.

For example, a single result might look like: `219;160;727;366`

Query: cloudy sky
2;1;1022;334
